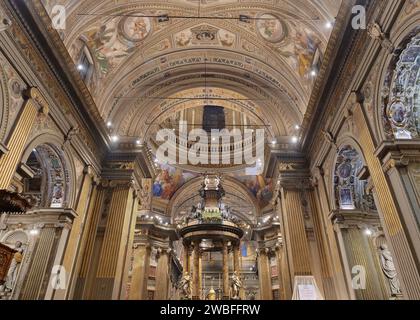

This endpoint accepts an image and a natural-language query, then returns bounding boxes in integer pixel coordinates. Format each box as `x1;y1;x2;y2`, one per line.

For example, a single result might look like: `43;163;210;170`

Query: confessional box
0;243;16;283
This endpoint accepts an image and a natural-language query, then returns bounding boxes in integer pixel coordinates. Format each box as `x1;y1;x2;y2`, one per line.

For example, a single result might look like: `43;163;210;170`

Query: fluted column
257;248;272;300
314;167;349;299
20;209;75;300
332;214;386;300
222;241;229;299
20;226;56;300
53;166;97;299
183;243;190;273
73;183;105;299
307;187;337;299
91;181;136;300
154;248;170;300
280;186;312;277
192;241;200;299
129;243;151;300
198;250;203;299
0;88;48;189
352;102;420;299
275;244;290;300
233;243;240;273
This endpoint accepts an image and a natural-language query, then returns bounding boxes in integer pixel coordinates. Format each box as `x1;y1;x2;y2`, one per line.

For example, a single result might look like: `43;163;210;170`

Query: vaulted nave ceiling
41;0;342;140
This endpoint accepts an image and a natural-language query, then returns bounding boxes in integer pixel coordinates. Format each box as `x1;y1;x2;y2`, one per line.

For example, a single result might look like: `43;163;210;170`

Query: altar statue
231;271;242;299
178;272;192;299
380;244;401;296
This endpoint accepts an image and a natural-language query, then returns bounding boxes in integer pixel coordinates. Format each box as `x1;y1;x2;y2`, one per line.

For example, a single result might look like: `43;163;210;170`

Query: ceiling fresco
40;1;341;133
39;0;342;221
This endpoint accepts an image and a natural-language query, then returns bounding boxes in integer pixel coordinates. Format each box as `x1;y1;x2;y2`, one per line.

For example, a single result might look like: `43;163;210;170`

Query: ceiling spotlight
30;228;39;236
106;121;112;127
136;140;141;145
365;229;373;236
111;135;119;142
326;21;333;29
271;139;276;145
295;125;300;130
77;64;84;71
310;70;317;77
291;136;298;143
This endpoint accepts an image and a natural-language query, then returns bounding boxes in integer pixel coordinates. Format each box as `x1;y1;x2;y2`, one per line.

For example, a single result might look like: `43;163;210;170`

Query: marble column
129;244;151;300
308;187;337;300
352;102;420;299
20;209;75;300
198;251;203;299
91;181;136;300
53;166;96;299
183;243;190;274
0;88;48;189
275;244;290;300
332;215;386;300
222;241;229;299
72;184;105;299
279;183;312;278
314;167;349;300
233;243;240;273
154;248;170;300
257;248;272;300
192;241;200;299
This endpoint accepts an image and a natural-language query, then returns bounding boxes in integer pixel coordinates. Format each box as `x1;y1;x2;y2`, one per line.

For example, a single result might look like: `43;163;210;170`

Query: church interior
0;0;420;301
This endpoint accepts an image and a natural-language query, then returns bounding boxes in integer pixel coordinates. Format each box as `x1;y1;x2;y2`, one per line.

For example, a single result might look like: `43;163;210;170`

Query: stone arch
1;229;29;245
375;25;420;140
20;133;76;209
0;63;9;141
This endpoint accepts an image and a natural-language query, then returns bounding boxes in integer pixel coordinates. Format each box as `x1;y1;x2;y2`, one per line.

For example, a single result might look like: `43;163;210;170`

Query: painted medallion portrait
256;13;286;43
121;15;151;42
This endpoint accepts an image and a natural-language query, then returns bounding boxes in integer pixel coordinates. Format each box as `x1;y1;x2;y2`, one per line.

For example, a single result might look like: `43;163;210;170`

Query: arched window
382;33;420;139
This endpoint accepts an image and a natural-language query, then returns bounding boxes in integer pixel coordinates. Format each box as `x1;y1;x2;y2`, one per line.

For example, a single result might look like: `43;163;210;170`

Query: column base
192;296;200;300
222;295;230;300
291;276;324;300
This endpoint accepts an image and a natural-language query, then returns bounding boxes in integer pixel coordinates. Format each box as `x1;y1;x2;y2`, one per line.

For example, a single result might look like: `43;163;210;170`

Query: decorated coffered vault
1;0;420;302
40;0;340;141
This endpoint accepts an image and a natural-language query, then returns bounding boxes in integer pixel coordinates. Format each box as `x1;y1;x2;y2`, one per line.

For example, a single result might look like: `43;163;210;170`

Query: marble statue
380;244;401;296
178;272;192;299
1;241;24;293
231;271;242;299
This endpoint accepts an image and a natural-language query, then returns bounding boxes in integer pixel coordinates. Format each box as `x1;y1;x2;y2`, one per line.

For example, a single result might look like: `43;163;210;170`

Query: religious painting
228;172;274;208
388;100;408;126
175;30;193;47
293;28;322;78
83;18;135;76
334;146;363;210
152;164;198;200
120;15;151;42
256;13;286;43
339;187;354;210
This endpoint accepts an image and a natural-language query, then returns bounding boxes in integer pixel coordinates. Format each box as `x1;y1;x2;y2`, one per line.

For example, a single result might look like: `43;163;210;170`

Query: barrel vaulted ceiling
40;0;342;140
